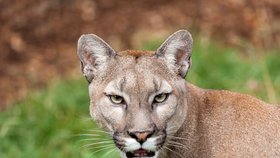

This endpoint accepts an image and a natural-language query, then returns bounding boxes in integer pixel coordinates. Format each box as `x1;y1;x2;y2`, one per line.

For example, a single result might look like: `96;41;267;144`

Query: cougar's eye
108;95;124;104
154;93;169;103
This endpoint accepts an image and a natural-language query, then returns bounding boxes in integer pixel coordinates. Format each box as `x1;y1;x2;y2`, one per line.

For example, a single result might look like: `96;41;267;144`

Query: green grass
1;39;280;158
0;80;118;158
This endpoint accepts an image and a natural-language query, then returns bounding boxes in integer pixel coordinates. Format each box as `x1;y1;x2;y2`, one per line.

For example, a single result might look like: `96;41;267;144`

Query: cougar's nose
128;130;154;144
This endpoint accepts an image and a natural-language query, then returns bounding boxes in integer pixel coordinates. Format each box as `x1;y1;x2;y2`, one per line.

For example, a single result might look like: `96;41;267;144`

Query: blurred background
0;0;280;157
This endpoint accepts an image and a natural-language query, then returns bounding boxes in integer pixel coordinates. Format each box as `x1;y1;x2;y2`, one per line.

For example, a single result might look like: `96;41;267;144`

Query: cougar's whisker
89;145;115;157
78;137;112;142
166;142;189;151
167;135;189;141
86;129;112;134
163;146;184;158
101;147;117;158
83;140;114;148
87;143;115;150
76;133;107;137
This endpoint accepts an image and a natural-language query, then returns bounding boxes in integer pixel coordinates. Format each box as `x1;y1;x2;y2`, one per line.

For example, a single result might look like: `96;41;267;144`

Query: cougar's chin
125;149;156;158
113;133;165;158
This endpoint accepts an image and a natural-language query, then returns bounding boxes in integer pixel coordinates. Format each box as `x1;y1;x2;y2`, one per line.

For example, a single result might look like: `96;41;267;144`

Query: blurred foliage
0;39;279;157
1;0;280;106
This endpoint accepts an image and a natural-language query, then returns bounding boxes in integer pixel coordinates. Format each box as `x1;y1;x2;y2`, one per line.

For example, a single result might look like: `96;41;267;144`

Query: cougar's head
77;30;193;158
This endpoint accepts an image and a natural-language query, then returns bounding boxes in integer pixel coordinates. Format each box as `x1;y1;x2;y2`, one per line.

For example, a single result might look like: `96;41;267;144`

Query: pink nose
128;131;154;144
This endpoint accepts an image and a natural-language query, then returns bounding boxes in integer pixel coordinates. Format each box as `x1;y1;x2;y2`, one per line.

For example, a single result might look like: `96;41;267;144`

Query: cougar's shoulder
187;83;280;128
182;83;280;157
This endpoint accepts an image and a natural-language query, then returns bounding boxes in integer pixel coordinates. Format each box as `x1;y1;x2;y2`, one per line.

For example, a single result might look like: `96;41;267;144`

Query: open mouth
126;149;155;157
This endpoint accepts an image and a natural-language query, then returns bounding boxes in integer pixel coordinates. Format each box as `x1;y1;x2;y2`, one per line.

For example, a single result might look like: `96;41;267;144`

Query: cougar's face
77;30;192;158
89;55;188;158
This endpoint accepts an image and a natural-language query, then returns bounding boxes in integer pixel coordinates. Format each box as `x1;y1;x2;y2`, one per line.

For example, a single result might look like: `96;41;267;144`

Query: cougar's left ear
77;34;116;83
156;30;193;78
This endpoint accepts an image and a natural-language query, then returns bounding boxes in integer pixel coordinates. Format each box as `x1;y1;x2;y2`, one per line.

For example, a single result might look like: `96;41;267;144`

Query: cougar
77;30;280;158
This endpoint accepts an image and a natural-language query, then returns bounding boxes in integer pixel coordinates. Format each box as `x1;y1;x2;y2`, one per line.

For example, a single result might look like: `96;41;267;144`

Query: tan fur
119;50;155;57
163;83;280;157
77;30;280;158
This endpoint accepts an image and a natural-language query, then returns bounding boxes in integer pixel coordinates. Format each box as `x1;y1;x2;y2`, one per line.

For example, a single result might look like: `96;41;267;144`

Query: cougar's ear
156;30;193;78
77;34;116;83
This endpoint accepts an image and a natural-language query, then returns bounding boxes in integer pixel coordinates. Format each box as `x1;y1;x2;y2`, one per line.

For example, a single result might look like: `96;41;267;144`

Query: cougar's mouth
126;149;155;158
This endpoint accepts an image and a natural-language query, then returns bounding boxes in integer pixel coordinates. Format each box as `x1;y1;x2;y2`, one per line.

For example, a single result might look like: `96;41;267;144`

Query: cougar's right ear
77;34;116;83
156;30;193;78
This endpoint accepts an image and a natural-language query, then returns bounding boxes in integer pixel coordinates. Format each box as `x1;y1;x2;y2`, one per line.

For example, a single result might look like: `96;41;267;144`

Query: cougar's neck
160;82;207;158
